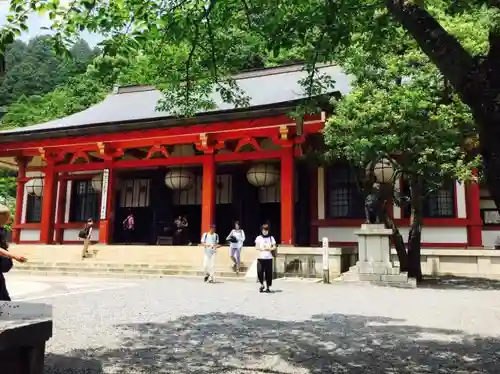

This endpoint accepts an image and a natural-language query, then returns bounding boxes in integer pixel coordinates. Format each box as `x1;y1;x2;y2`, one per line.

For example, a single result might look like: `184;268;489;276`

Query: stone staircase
7;244;253;279
10;261;248;279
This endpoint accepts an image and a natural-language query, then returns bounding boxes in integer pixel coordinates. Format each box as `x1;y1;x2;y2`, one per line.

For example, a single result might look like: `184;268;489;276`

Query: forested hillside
0;36;97;207
0;35;304;129
0;36;96;108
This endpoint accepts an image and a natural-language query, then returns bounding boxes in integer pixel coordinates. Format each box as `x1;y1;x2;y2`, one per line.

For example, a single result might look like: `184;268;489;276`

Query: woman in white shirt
255;223;276;293
226;221;245;274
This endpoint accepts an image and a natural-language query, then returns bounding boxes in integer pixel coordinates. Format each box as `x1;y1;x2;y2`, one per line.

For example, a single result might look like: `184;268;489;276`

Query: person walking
226;221;245;274
182;216;192;245
0;204;27;301
201;224;220;283
122;210;135;244
255;223;276;293
173;215;185;245
79;218;94;259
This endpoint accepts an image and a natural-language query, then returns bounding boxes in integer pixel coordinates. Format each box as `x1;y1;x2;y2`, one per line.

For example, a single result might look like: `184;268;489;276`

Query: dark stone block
0;302;53;374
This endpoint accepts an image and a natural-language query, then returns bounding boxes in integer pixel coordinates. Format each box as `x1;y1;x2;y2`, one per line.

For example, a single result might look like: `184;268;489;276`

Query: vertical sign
322;237;330;284
99;169;110;220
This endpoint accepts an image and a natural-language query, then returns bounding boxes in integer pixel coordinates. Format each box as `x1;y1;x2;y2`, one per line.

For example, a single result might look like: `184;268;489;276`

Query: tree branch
385;0;479;106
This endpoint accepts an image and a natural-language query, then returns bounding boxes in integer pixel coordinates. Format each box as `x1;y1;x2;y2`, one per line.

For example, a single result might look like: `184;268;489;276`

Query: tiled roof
0;63;352;135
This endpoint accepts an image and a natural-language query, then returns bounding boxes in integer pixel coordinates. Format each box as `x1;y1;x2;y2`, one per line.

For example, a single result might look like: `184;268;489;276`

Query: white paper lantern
26;178;44;196
246;163;280;187
366;158;395;184
91;173;102;192
164;168;195;190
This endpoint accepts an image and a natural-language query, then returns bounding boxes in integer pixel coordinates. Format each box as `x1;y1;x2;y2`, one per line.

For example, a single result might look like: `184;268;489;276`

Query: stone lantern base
342;224;416;288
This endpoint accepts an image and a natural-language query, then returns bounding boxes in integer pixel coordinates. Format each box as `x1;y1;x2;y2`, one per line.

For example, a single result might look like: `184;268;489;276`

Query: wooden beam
0;114;324;154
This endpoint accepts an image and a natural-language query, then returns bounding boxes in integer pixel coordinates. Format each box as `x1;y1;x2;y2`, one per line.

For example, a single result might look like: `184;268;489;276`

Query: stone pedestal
342;224;416;287
0;302;53;374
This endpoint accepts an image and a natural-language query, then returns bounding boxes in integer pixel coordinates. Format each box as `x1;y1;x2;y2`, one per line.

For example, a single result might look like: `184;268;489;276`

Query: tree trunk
384;0;500;214
383;214;409;272
475;107;500;217
407;177;423;282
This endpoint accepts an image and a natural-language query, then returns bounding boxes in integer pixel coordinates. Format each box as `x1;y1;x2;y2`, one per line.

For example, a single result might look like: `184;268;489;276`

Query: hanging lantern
25;177;44;196
366;158;395;184
91;173;103;192
246;163;280;187
164;168;195;190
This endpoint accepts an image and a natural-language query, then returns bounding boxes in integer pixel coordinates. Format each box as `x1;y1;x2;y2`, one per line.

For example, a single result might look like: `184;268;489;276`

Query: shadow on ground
421;275;500;290
45;312;500;373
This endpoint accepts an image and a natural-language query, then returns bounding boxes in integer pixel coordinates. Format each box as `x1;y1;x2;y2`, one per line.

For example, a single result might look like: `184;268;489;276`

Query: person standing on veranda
255;223;276;293
226;221;245;274
201;224;220;283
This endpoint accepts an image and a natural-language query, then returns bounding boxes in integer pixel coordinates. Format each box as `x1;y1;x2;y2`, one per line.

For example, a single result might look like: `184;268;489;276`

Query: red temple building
0;63;494;249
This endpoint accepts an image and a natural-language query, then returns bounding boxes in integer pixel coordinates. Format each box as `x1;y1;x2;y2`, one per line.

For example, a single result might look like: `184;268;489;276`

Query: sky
0;2;102;46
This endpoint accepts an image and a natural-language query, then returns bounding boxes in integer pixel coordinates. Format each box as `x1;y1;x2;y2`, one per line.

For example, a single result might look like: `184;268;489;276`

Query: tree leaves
324;26;480;194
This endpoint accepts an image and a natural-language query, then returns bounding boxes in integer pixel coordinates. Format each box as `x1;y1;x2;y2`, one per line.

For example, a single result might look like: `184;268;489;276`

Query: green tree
3;0;499;212
324;30;479;280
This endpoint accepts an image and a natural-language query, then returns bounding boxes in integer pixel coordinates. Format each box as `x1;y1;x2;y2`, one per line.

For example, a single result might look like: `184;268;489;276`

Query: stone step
14;261;248;271
10;265;246;279
9;268;246;280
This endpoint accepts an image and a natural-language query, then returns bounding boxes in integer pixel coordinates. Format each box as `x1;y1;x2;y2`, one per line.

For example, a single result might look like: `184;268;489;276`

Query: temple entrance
113;170;155;244
113;168;191;244
223;162;282;245
110;161;311;246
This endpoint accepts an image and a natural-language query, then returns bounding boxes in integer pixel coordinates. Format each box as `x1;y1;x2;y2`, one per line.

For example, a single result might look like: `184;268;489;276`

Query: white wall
20;229;40;241
318;226;468;245
482;230;500;248
63;228;100;242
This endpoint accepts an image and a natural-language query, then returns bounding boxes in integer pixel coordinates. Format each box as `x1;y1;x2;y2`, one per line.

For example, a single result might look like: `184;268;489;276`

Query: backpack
202;232;219;245
0;230;12;273
78;225;89;239
0;252;12;273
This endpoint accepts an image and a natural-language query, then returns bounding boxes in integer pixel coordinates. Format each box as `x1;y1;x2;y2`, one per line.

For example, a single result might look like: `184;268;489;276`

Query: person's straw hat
0;204;10;214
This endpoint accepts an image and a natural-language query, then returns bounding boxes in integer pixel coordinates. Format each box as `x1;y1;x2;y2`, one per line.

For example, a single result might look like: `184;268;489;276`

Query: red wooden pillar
54;175;67;244
466;177;482;247
281;145;295;245
12;157;27;244
99;168;115;244
201;155;216;237
40;167;57;244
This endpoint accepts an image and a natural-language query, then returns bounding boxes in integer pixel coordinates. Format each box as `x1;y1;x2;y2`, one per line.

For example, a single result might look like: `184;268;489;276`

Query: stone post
0;302;53;374
342;224;415;287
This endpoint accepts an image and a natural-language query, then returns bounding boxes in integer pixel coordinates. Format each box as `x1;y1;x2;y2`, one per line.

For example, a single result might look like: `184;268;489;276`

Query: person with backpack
226;221;245;274
79;218;94;259
0;204;27;301
122;210;135;244
201;224;220;283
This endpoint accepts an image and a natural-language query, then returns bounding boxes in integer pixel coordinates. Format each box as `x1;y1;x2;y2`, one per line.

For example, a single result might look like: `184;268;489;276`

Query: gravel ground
30;276;500;373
